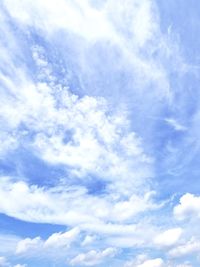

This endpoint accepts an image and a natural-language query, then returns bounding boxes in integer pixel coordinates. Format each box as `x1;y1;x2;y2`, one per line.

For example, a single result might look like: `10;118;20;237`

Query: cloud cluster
0;0;199;266
174;193;200;220
16;228;80;255
70;247;118;266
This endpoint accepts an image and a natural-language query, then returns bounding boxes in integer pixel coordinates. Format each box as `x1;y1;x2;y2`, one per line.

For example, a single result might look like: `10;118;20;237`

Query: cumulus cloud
44;228;80;248
168;238;200;258
16;228;80;255
16;237;42;254
174;193;200;220
124;257;164;267
70;247;118;266
137;258;164;267
154;227;182;247
81;235;96;246
0;177;159;228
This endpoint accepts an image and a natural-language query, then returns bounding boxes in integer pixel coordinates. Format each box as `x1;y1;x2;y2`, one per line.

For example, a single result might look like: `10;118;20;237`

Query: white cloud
0;45;153;198
16;237;42;254
3;0;158;48
174;193;200;220
137;258;164;267
168;238;200;258
70;247;117;266
3;0;115;41
81;235;96;246
16;228;80;255
0;1;174;224
154;228;182;247
165;118;187;131
0;1;190;266
124;257;164;267
0;177;158;228
44;228;80;248
2;0;173;100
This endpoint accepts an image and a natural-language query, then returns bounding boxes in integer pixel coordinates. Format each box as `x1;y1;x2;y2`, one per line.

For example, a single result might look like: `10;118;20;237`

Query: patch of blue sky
157;0;200;63
0;214;65;240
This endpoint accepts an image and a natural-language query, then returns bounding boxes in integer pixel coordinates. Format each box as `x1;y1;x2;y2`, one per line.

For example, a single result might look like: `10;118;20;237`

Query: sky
0;0;200;266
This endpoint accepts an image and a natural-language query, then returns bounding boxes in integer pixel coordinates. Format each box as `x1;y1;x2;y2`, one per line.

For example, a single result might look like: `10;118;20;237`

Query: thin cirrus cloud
0;0;200;266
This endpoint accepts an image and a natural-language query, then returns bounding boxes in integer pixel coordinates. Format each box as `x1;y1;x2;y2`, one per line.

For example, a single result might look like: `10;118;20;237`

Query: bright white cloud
137;258;164;267
16;237;42;254
174;193;200;220
16;228;80;255
154;227;182;247
70;247;117;266
44;228;80;248
124;257;164;267
81;235;96;246
0;44;153;198
0;177;159;228
3;0;115;41
168;238;200;258
3;0;159;48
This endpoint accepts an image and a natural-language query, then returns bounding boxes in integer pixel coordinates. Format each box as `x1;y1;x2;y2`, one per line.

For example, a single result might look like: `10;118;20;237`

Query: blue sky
0;0;200;266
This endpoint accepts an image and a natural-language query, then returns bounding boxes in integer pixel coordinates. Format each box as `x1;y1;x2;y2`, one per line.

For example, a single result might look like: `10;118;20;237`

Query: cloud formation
0;0;199;266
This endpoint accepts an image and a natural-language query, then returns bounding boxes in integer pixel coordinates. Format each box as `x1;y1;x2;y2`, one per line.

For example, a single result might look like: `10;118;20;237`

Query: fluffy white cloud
154;228;182;247
0;0;173;240
16;237;42;254
137;258;164;267
16;228;80;255
174;193;200;220
81;235;96;246
0;42;153;198
3;0;115;41
124;257;164;267
3;0;159;49
168;238;200;258
44;228;80;248
70;247;118;266
0;177;160;232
